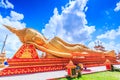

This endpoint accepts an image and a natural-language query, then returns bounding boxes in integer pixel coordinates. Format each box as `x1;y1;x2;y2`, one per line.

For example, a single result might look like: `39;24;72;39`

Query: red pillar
104;59;111;70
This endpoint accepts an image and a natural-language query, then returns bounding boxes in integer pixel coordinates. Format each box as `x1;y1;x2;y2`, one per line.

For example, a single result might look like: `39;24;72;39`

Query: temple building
0;50;7;68
94;40;106;52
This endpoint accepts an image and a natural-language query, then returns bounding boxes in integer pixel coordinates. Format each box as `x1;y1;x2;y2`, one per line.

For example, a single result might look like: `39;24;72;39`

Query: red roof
66;60;76;68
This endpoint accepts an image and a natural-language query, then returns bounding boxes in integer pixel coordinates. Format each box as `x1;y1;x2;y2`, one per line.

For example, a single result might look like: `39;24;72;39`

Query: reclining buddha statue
3;25;115;58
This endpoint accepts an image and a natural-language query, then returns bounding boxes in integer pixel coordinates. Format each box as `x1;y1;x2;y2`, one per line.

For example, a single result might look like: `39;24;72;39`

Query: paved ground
0;65;120;80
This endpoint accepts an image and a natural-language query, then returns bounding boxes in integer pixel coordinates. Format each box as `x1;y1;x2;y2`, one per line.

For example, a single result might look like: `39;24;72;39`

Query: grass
59;71;120;80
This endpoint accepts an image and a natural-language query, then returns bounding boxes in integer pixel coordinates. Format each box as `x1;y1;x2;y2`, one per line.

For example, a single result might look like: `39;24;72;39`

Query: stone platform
0;65;120;80
0;56;118;76
0;44;118;76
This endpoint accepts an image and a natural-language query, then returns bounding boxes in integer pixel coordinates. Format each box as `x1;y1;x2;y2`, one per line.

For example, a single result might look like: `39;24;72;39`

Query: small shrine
66;60;77;78
0;51;8;68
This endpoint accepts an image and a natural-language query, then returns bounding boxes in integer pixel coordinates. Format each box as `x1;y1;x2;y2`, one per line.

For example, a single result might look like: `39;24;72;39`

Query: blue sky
0;0;120;58
8;0;70;31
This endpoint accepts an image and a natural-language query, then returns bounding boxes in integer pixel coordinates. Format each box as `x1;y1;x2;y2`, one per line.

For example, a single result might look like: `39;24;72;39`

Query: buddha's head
3;24;47;46
30;29;47;46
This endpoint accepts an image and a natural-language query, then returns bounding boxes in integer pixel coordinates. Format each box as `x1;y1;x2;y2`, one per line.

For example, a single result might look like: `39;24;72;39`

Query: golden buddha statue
3;25;115;58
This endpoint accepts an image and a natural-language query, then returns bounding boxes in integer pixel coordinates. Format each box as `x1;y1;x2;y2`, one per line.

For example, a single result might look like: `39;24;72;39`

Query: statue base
0;44;119;76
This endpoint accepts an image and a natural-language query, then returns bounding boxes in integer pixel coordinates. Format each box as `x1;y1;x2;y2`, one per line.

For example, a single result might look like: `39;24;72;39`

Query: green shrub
112;65;120;72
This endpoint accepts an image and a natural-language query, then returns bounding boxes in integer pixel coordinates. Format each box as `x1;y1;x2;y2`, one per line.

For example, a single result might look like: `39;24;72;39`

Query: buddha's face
34;33;47;46
27;29;47;46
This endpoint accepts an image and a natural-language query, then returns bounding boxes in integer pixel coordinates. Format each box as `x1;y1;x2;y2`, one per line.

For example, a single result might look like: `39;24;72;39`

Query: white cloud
97;26;120;40
0;11;26;29
9;11;24;21
0;11;26;58
84;6;88;12
0;0;14;9
42;0;95;43
114;1;120;12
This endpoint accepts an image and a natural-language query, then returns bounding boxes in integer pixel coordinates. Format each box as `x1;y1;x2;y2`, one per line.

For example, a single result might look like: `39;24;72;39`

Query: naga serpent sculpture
3;25;112;58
